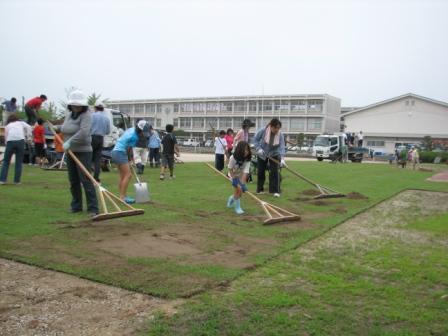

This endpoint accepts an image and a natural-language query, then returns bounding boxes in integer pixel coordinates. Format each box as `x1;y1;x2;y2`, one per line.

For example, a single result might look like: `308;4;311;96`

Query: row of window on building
172;117;323;132
110;99;323;115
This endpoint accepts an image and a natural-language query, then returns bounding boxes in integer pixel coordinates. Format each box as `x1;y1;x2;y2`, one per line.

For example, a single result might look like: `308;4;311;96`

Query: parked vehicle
313;133;367;162
183;138;200;147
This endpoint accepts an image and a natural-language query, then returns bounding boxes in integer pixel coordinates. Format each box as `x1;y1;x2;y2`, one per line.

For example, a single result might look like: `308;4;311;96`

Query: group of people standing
214;118;287;215
344;131;364;147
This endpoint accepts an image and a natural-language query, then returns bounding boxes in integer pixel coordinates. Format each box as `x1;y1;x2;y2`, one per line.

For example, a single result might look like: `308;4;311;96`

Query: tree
297;133;305;149
422;136;433;151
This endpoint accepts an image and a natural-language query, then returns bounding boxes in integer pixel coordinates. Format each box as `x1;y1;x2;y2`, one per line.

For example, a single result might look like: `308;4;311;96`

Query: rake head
260;201;301;225
91;209;145;221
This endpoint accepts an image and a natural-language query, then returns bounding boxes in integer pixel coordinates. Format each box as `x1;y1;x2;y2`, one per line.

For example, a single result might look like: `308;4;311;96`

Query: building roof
108;93;340;104
343;93;448;117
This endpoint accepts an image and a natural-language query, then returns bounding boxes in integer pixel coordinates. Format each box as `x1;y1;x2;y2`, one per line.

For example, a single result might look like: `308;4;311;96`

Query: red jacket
33;125;45;144
26;97;44;110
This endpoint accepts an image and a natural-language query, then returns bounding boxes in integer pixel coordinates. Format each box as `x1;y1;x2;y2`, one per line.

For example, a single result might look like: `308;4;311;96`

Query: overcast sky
0;0;447;108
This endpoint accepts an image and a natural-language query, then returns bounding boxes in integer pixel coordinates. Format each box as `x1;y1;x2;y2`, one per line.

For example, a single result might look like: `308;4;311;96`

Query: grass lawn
0;161;447;304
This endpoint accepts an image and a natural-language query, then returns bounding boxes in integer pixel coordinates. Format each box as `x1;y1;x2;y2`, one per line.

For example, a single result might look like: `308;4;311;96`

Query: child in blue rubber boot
227;141;252;214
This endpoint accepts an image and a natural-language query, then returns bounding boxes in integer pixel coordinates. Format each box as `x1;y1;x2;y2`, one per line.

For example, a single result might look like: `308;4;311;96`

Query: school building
107;94;341;142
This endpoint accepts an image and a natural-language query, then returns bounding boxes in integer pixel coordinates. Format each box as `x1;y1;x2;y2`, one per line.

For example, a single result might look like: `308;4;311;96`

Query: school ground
0;161;447;335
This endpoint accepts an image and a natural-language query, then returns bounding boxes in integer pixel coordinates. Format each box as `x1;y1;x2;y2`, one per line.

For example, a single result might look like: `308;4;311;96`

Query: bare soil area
0;258;182;336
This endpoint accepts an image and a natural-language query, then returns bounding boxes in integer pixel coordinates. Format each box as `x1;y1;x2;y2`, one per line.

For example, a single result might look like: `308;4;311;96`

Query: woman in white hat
61;90;99;216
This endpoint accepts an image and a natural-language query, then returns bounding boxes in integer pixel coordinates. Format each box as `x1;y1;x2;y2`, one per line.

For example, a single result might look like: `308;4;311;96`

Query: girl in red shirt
33;118;46;166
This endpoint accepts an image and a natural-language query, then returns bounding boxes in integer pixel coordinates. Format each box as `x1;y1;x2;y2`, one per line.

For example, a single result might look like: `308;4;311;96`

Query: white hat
95;100;106;107
67;90;88;107
137;120;147;130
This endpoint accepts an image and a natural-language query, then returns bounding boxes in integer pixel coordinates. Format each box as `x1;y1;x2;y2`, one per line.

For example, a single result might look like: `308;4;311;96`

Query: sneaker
0;181;6;185
123;196;135;204
256;190;265;195
159;174;165;180
14;182;21;185
273;193;280;198
89;212;99;218
169;175;175;180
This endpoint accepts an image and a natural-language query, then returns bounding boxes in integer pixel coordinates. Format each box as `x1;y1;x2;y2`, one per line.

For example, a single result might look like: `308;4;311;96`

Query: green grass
0;162;447;303
405;213;448;236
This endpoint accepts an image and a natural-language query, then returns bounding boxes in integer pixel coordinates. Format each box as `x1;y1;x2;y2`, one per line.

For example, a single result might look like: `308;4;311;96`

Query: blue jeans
0;140;25;183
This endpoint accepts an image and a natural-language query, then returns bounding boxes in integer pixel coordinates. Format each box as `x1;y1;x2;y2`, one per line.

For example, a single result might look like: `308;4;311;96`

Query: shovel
131;164;150;203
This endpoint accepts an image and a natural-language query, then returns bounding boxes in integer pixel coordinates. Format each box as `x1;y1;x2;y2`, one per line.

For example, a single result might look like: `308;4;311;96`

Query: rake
267;156;345;199
206;163;300;225
47;122;144;221
42;152;67;171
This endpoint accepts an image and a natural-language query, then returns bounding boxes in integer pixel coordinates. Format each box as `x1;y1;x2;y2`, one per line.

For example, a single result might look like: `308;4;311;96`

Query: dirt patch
299;190;448;261
418;167;433;172
0;258;182;336
301;189;321;196
308;199;332;206
346;192;369;200
427;170;448;182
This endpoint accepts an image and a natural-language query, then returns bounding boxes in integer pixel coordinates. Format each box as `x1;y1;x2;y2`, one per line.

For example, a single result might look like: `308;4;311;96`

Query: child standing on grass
227;141;252;214
214;130;227;171
160;124;180;180
33;118;46;167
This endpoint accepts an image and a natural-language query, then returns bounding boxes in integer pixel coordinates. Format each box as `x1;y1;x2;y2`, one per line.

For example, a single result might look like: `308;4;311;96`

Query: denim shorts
111;150;129;165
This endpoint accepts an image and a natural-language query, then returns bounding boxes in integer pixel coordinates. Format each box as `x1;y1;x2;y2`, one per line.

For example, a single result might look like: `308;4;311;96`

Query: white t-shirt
358;133;363;140
5;121;32;142
228;156;250;177
214;137;227;154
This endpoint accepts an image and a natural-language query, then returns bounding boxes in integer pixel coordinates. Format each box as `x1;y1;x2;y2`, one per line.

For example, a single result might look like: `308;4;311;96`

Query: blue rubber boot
234;198;244;215
227;195;234;208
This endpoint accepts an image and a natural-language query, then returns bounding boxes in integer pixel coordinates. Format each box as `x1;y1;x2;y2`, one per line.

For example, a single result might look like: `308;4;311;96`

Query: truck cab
313;134;347;162
313;133;366;162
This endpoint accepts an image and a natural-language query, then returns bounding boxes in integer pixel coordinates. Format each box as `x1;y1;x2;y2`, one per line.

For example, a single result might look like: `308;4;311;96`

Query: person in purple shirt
1;97;17;126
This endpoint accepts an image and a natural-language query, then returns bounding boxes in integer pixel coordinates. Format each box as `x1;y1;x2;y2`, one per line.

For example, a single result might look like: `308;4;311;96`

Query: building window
234;101;245;112
367;140;385;147
249;101;258;112
193;103;206;113
307;118;322;130
221;102;233;112
118;105;132;114
207;102;219;112
262;100;272;112
290;118;305;131
145;104;155;113
156;118;162;128
219;117;233;129
308;100;323;112
291;100;306;111
206;117;218;128
156;104;162;113
179;117;191;129
274;100;289;111
180;103;193;112
134;104;144;114
405;100;409;106
233;117;243;128
192;118;204;129
173;118;179;128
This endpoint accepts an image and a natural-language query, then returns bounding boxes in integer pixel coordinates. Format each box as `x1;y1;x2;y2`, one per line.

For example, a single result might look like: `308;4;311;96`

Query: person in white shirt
0;114;32;184
214;130;227;171
358;131;364;147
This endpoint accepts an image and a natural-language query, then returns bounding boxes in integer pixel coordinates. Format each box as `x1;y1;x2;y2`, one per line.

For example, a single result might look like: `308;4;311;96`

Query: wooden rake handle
266;155;319;188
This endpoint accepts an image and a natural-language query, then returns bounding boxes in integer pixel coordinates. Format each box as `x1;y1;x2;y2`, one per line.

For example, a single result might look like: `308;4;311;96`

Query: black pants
358;139;363;147
149;147;160;165
257;155;281;194
91;135;104;182
0;140;25;183
67;151;98;213
25;105;37;125
215;153;225;171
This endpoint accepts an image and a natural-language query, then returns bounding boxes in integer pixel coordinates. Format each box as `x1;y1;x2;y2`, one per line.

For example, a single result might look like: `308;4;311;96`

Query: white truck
313;133;367;163
102;108;130;149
